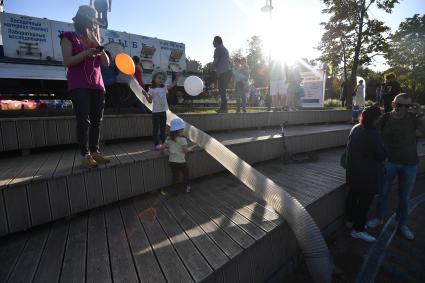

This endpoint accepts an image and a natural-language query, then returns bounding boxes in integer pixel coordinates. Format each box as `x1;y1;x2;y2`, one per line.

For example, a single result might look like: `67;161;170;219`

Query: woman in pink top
61;5;110;168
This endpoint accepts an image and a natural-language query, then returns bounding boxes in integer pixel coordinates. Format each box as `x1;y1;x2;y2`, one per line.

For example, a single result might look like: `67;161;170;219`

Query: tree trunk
347;0;366;108
342;43;348;82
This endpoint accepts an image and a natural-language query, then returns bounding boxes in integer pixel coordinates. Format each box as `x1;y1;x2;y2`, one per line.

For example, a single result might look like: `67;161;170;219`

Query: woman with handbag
345;106;387;242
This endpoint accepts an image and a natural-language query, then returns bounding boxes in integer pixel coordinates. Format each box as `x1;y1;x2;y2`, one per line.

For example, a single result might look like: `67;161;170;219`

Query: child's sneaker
92;152;110;164
155;144;163;151
82;155;98;169
186;186;191;193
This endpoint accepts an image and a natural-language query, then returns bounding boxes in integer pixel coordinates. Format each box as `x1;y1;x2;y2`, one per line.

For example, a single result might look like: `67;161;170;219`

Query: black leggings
346;189;375;231
152;112;166;146
170;162;189;186
71;89;105;156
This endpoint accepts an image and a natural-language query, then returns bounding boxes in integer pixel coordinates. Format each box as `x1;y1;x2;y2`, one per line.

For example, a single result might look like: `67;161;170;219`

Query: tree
186;57;203;73
230;49;246;67
319;0;399;107
387;14;425;103
246;36;268;87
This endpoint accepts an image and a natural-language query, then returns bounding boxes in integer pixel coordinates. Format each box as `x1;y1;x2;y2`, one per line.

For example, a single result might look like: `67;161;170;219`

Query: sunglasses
396;103;411;108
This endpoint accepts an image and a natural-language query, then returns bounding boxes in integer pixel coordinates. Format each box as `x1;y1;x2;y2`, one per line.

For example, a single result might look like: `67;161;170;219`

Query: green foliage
246;36;268;87
387;14;425;103
365;100;375;107
324;99;342;107
186;57;203;73
319;0;399;105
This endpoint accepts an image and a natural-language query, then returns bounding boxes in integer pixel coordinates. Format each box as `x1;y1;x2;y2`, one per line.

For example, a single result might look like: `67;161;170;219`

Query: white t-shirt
149;86;169;113
354;84;365;107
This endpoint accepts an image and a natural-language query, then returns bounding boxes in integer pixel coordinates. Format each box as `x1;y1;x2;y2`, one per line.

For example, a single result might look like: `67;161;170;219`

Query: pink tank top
61;32;105;92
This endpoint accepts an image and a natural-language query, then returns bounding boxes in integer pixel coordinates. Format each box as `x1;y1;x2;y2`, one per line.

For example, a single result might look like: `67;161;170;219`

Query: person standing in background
249;85;259;107
353;80;365;108
383;74;401;113
90;0;111;28
340;81;348;108
233;59;249;112
100;50;120;113
287;68;302;111
212;36;231;113
132;56;149;113
375;83;384;107
269;60;287;111
133;56;145;88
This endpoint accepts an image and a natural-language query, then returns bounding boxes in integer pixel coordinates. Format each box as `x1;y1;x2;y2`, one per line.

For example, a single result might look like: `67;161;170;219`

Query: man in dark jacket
383;74;401;113
346;106;387;242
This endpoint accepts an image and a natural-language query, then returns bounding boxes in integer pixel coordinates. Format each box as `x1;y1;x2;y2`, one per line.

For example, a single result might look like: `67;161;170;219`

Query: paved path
287;175;425;283
376;200;425;283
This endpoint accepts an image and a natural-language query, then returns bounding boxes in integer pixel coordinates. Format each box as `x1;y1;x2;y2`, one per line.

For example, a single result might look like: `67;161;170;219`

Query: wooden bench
0;110;351;152
0;124;353;236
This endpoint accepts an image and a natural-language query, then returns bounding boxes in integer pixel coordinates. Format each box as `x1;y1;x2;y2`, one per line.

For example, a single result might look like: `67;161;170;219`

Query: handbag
340;151;347;169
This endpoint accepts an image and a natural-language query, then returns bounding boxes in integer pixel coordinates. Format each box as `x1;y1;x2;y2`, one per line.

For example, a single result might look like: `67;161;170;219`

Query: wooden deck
0;110;351;152
0;124;352;236
0;149;348;283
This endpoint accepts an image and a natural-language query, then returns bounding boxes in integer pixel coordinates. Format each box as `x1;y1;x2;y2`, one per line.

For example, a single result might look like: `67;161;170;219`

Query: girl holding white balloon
148;69;179;150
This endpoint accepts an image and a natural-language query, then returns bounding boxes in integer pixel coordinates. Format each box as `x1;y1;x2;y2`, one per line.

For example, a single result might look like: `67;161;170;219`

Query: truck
0;11;190;99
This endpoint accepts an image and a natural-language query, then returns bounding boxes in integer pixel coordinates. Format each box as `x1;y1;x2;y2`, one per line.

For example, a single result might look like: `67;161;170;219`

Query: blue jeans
376;162;417;226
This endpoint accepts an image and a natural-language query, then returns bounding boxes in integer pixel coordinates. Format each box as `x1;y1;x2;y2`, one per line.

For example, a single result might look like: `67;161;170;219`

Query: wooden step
0;110;351;152
0;124;353;236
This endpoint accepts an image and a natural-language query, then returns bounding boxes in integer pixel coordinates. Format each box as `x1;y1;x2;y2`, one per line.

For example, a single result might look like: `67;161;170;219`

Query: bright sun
258;7;316;65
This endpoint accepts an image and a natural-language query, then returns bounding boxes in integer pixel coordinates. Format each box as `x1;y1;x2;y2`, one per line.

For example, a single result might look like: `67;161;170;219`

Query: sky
3;0;425;69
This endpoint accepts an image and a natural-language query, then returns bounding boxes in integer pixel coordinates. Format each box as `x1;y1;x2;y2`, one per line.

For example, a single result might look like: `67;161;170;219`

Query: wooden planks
86;209;112;283
105;205;140;283
32;222;69;283
120;201;166;283
60;217;87;283
0;233;29;282
0;111;351;152
133;197;194;282
7;228;50;282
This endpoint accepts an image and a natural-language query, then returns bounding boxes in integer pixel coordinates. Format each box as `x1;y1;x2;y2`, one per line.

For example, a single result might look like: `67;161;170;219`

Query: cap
72;5;101;25
170;118;185;132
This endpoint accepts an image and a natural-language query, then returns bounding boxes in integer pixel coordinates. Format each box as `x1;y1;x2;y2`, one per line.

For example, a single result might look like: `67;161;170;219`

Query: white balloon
184;76;204;96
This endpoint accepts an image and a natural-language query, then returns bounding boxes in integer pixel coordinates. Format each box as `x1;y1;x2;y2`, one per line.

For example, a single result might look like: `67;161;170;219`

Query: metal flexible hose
129;79;333;282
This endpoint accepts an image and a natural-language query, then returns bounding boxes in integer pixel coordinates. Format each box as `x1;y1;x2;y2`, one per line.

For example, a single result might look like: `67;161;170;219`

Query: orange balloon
115;53;135;76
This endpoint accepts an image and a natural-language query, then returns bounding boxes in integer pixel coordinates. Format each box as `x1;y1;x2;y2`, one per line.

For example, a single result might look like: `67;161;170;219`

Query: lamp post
261;0;273;110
